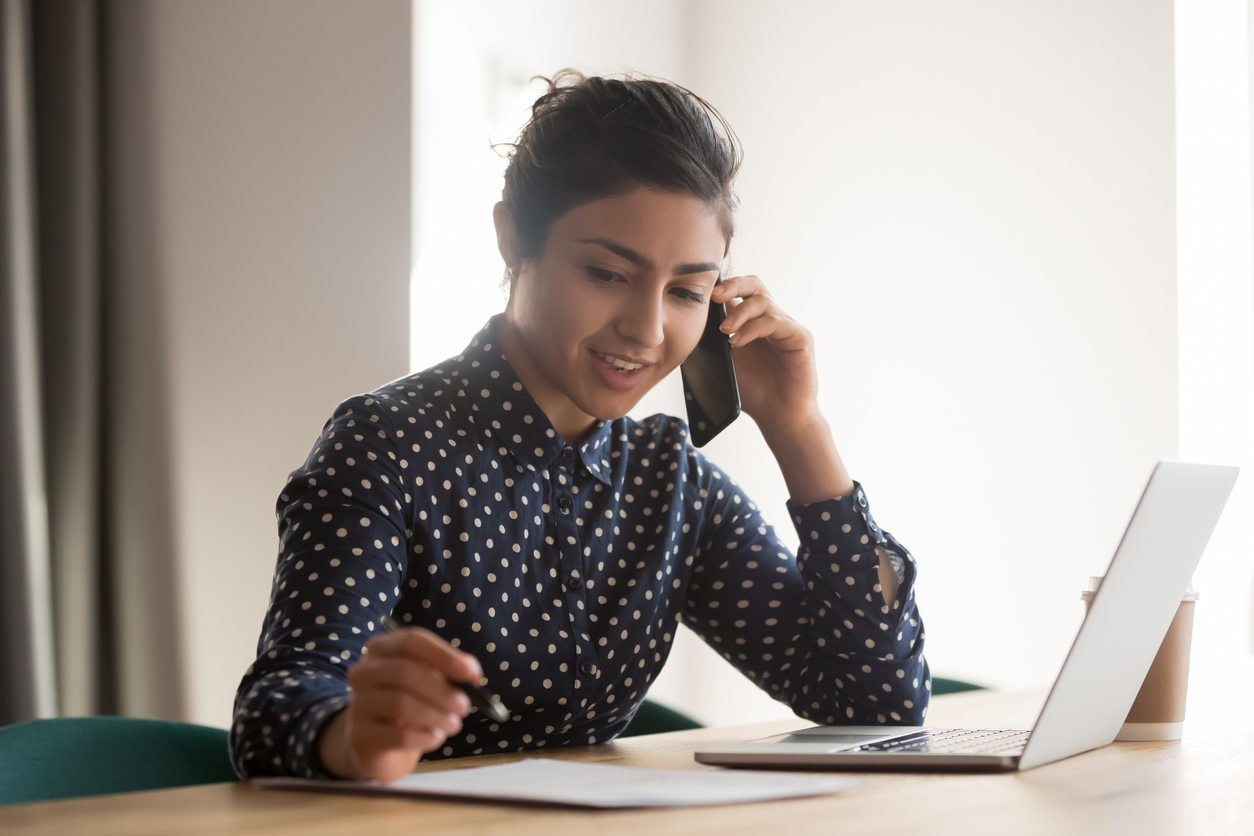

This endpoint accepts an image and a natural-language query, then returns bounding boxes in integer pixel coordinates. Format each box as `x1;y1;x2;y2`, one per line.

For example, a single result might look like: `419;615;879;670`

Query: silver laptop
695;461;1238;772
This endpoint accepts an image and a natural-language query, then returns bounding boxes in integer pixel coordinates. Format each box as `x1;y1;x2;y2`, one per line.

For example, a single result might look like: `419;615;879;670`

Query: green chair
619;677;987;739
0;716;239;806
619;698;703;738
931;676;986;696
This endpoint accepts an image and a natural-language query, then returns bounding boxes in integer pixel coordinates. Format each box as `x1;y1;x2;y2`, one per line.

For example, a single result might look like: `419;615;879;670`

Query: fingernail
432;728;446;744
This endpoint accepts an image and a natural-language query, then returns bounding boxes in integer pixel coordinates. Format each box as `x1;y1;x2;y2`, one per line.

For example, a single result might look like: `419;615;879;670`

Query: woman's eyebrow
674;261;720;276
577;237;719;276
578;237;653;269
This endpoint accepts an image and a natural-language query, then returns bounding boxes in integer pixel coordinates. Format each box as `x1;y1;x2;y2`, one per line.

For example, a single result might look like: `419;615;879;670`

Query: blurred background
2;0;1251;734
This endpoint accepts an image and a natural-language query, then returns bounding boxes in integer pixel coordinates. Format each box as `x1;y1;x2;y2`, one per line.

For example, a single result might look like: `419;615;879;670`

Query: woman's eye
672;287;705;304
586;267;624;283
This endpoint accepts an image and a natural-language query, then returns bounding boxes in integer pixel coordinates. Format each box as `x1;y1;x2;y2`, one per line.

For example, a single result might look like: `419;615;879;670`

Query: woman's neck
496;315;598;443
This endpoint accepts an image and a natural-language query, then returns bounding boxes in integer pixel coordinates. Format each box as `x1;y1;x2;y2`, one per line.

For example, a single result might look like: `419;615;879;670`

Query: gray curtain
1;0;183;726
0;0;58;725
31;0;110;720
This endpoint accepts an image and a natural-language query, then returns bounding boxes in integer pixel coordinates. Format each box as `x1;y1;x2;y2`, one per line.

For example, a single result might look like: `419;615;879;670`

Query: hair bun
500;71;741;263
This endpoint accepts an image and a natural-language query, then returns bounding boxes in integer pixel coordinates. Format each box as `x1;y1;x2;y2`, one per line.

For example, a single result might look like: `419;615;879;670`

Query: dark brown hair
501;70;741;261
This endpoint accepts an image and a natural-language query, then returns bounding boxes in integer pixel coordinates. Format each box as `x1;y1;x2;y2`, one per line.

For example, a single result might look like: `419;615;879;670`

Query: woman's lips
594;351;650;371
590;350;652;391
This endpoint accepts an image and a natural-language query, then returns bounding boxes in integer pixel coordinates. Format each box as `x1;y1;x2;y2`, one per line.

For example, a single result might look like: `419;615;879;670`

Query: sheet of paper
256;757;862;809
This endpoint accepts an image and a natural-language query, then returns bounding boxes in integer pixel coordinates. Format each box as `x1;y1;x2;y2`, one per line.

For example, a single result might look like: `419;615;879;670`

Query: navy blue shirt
231;316;929;778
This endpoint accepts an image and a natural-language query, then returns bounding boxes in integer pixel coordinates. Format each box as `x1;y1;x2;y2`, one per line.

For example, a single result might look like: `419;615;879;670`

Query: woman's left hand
711;274;866;565
713;275;820;434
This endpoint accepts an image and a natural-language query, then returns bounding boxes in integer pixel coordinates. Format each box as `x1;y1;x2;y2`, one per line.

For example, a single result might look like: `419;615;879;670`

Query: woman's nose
617;291;666;349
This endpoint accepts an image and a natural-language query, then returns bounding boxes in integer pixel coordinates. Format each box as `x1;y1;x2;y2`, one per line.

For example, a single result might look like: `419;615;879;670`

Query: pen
378;614;510;723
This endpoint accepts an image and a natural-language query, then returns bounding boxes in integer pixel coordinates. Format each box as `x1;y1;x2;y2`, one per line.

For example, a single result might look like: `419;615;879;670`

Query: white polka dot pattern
230;316;929;778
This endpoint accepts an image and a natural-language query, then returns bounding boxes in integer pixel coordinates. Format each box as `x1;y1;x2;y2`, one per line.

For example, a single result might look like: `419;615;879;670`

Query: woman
231;72;928;781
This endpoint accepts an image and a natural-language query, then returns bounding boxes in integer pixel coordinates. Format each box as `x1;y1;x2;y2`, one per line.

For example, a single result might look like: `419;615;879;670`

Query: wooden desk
3;685;1252;836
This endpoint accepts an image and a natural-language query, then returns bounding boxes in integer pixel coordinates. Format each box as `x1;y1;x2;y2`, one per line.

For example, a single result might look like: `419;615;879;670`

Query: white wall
119;0;411;727
1174;0;1254;686
410;1;1189;726
409;0;688;372
93;0;1248;732
669;0;1181;720
100;0;1248;732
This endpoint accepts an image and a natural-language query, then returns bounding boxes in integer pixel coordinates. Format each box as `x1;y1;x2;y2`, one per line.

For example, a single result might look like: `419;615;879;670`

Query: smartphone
680;283;741;447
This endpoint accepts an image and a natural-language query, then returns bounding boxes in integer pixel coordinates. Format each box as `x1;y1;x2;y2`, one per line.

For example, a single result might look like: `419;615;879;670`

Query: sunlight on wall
409;0;686;373
409;1;1252;730
1174;0;1254;692
406;0;776;726
409;4;535;372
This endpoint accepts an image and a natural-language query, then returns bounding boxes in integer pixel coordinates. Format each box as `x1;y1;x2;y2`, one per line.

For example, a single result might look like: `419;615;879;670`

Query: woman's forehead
552;189;726;266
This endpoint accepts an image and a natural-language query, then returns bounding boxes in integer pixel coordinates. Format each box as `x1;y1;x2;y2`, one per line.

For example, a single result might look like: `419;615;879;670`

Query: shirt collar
452;316;614;485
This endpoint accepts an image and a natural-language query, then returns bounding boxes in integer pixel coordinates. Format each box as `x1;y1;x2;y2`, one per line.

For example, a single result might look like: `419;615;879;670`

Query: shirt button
562;446;575;461
566;577;580;591
558;495;572;513
579;661;594;675
858;493;868;508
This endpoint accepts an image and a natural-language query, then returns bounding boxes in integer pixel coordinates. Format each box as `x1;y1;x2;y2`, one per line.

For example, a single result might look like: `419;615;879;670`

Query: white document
256;757;861;809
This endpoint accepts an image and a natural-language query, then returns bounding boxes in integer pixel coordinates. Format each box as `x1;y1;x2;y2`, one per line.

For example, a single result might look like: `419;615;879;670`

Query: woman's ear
493;202;521;281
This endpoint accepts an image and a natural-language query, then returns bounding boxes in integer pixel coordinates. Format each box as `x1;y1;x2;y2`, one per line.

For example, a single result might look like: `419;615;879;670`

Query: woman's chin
584;401;637;423
573;390;645;425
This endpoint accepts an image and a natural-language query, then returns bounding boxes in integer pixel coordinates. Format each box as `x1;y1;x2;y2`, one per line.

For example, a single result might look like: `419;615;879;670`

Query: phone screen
680;290;741;447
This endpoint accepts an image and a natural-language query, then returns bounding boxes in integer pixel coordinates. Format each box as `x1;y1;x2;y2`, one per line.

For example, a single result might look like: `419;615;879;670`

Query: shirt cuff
281;690;351;779
786;481;886;547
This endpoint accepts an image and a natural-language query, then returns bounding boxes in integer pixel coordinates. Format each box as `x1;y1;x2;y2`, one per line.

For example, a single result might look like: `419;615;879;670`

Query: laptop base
695;726;1027;773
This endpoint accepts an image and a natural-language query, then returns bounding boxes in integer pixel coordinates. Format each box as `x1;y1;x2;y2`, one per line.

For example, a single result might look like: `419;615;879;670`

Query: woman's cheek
676;317;707;361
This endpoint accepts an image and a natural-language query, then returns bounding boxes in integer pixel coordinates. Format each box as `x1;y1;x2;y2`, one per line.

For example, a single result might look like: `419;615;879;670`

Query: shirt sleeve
681;460;929;726
229;393;412;778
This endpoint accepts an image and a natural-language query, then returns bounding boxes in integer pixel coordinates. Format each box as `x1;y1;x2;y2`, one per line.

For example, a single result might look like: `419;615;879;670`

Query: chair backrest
620;698;703;738
0;716;238;806
930;677;986;696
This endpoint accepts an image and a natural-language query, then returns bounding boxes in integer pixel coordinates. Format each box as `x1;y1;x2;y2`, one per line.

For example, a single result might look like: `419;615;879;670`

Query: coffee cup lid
1080;575;1198;602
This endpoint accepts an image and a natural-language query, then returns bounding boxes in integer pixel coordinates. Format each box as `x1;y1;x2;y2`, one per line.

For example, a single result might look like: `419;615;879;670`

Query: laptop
695;461;1238;772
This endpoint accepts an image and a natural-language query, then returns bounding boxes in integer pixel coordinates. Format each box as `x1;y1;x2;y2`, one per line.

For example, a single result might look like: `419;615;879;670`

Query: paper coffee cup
1080;577;1198;741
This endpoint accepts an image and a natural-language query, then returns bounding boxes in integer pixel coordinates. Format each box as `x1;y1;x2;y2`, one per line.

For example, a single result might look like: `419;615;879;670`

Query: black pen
378;614;510;723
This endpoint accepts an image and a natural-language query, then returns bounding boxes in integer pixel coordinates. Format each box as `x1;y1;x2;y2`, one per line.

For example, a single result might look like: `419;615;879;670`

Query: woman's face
498;187;726;439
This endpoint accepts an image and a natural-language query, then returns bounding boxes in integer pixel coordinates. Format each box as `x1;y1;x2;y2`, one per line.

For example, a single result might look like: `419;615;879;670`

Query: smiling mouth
594;352;649;374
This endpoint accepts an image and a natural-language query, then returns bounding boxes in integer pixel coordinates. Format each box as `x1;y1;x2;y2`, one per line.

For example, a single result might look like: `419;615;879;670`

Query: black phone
680;285;741;447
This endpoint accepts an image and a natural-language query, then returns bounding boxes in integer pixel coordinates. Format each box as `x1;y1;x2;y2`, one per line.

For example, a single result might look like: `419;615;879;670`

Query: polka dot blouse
230;316;930;778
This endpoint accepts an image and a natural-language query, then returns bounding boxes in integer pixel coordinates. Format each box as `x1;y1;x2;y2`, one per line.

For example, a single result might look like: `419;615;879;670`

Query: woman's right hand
317;627;481;781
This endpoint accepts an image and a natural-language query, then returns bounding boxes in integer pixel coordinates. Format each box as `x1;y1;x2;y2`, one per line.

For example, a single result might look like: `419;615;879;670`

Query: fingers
349;715;442;782
352;681;465;737
712;274;768;303
335;627;486;781
318;701;435;781
348;656;471;718
366;626;482;684
339;647;471;780
354;713;449;754
719;292;773;336
712;274;807;350
713;274;792;348
728;312;810;350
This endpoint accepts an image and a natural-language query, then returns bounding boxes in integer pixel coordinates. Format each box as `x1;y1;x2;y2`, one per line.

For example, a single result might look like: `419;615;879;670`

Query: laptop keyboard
853;729;1030;756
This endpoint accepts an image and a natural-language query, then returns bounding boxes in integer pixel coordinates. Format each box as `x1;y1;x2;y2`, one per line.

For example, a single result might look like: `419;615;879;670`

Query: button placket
550;464;594;700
